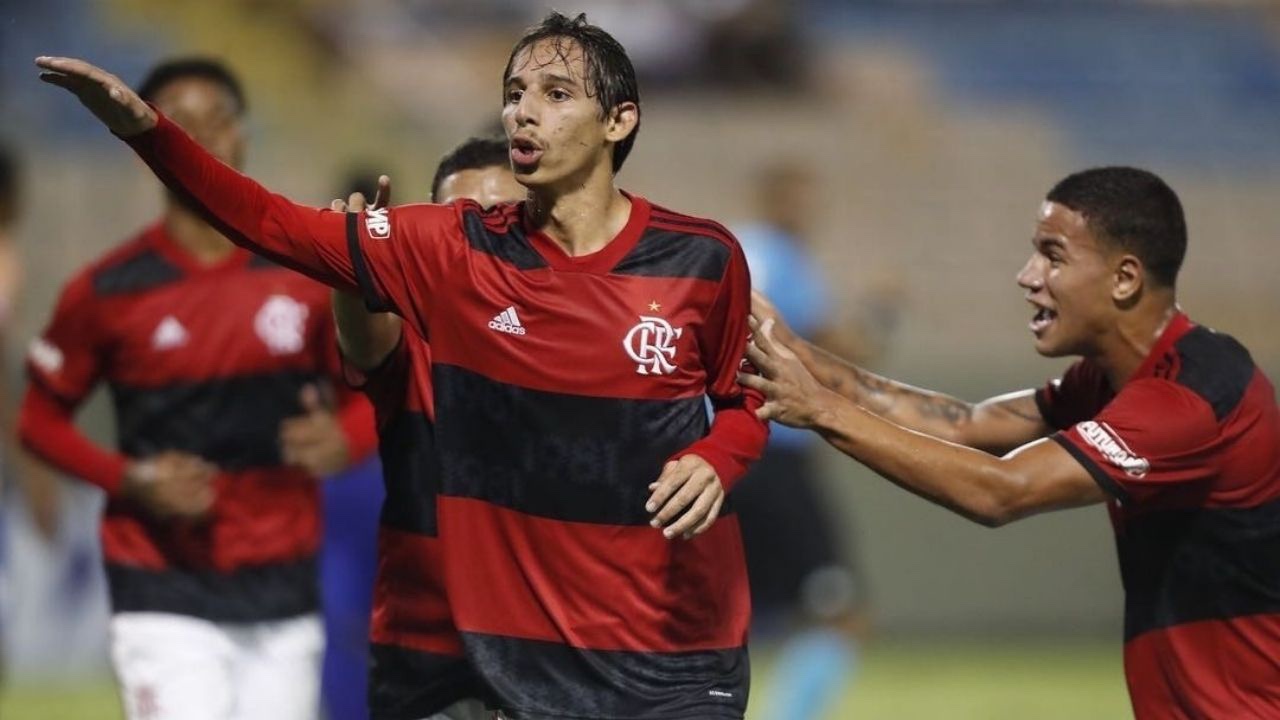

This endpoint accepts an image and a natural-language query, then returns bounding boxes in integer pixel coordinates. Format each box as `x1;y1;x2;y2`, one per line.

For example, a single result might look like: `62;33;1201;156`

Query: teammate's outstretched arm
35;56;437;321
740;318;1108;527
329;178;404;370
752;290;1048;454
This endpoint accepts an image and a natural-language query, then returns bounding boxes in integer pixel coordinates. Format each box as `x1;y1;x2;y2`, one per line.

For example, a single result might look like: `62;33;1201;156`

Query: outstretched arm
35;56;436;315
752;290;1048;454
740;319;1107;526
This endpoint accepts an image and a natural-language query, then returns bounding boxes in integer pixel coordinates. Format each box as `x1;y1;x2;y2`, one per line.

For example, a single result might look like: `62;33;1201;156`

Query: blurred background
3;0;1280;718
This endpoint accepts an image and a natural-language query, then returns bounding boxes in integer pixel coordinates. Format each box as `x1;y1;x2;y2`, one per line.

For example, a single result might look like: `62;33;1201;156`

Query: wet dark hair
139;57;246;116
431;136;512;201
0;141;17;227
503;11;640;173
1047;166;1187;288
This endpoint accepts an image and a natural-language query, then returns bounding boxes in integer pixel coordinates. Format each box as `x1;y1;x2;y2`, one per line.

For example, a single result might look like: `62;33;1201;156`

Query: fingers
736;370;770;393
666;484;724;539
750;289;777;318
645;460;681;513
755;401;777;421
347;191;368;212
650;465;716;534
372;175;391;209
330;199;348;212
691;493;724;537
744;340;775;376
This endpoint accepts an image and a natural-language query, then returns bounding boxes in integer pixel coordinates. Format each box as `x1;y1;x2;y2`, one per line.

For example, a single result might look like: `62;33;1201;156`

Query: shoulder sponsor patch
365;207;391;239
1076;420;1150;478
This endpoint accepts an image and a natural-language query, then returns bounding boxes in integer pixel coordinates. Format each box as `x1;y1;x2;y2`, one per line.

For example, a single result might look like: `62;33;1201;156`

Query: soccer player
19;58;377;720
329;138;524;720
743;167;1280;719
36;11;769;719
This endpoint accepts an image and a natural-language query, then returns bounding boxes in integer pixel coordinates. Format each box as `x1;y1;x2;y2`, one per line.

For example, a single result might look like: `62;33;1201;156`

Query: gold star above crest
647;300;662;312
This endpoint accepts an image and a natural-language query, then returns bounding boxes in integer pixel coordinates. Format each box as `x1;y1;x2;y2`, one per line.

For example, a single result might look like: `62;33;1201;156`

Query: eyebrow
1033;236;1066;251
506;70;580;88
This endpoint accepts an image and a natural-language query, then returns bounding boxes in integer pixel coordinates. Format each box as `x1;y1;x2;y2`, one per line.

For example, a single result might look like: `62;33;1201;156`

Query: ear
1113;254;1144;304
604;101;639;144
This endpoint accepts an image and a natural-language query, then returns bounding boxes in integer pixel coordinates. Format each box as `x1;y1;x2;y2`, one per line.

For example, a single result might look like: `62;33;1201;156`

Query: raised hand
740;316;840;428
328;175;392;214
35;56;157;137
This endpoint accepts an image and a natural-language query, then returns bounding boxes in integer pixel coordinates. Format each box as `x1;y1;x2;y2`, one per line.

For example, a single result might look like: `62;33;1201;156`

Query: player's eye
548;88;571;101
506;88;523;104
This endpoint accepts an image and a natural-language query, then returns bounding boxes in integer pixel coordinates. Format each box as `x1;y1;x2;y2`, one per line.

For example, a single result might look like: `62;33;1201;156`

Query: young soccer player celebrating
744;167;1280;719
37;12;767;719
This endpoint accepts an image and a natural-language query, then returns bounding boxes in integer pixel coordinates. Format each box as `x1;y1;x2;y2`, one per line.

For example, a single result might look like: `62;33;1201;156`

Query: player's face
436;165;526;207
501;38;633;190
151;77;246;171
1017;201;1118;357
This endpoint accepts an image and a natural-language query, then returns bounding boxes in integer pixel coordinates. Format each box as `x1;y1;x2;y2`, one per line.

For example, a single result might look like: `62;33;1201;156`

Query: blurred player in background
733;159;883;720
326;138;523;720
19;58;377;720
35;11;770;716
745;167;1280;719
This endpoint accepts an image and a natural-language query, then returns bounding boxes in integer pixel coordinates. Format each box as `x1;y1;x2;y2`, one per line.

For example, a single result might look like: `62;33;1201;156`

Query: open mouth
510;138;543;167
1029;305;1057;335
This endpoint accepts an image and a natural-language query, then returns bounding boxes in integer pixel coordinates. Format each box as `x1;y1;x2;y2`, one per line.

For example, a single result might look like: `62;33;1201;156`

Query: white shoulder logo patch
365;207;391;240
1077;420;1150;478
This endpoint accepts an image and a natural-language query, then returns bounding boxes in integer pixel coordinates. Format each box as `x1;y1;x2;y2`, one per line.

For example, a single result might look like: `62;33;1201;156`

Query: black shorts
733;445;863;622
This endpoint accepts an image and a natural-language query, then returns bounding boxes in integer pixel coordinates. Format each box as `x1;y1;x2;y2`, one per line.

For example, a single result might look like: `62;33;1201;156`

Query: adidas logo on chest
488;306;526;336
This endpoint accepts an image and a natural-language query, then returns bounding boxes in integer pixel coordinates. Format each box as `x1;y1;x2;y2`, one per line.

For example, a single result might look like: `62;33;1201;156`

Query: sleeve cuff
1050;433;1130;503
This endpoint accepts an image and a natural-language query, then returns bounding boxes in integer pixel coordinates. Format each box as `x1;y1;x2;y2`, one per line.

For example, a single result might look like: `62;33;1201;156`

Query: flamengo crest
624;315;682;375
255;295;309;355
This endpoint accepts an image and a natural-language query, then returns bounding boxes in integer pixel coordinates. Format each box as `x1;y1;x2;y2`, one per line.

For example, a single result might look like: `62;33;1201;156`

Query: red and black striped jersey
1037;312;1280;719
347;332;483;718
22;222;376;622
126;114;769;719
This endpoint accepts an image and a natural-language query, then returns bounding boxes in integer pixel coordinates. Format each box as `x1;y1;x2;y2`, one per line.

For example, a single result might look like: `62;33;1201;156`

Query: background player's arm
752;290;1048;454
329;184;404;370
20;275;214;518
742;321;1107;526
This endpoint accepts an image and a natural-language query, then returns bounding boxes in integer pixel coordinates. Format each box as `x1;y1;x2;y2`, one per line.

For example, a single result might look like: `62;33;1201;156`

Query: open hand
645;454;725;540
36;56;157;137
739;316;839;429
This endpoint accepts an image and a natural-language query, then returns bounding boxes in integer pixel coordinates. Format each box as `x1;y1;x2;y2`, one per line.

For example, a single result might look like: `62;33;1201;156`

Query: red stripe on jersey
438;496;750;653
1124;614;1280;719
369;528;463;656
427;272;720;401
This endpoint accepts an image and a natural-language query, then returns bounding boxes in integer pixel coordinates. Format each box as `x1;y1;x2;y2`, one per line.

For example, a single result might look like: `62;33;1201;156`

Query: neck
1094;294;1179;389
525;162;630;257
164;200;236;264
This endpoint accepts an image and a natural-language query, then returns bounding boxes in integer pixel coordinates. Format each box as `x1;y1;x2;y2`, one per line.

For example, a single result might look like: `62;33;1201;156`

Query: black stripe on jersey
462;632;748;720
1050;434;1130;502
611;228;731;281
247;254;282;270
1119;496;1280;641
460;206;548;270
649;207;734;239
106;556;317;622
433;364;713;526
1173;327;1255;421
348;212;392;312
109;370;320;470
378;409;441;536
369;643;483;720
92;249;184;296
